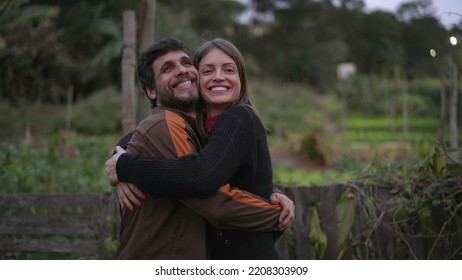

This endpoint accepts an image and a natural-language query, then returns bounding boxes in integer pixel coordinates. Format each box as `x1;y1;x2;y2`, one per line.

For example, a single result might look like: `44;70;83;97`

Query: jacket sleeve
116;108;251;196
114;132;134;152
178;184;281;232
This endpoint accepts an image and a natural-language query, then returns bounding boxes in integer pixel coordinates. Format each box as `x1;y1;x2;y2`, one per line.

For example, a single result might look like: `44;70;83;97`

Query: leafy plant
0;136;114;193
335;189;356;259
309;204;327;259
52;86;122;135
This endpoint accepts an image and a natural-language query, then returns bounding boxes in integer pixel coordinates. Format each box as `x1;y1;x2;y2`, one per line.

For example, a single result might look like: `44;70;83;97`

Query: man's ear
146;88;156;100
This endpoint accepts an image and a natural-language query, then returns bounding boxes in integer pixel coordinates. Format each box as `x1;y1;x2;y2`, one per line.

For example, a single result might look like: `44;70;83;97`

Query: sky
236;0;461;27
364;0;462;27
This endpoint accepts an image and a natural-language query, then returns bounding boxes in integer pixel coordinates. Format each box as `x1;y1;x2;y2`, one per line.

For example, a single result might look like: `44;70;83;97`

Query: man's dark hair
137;37;191;107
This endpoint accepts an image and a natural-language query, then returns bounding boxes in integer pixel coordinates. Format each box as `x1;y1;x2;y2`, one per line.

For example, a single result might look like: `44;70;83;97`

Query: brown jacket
115;107;281;259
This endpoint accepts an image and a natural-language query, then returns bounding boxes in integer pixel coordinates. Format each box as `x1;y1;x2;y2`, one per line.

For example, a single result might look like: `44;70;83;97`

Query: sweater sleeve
116;107;249;196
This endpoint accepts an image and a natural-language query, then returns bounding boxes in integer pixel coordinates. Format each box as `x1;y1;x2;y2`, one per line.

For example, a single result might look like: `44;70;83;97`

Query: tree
0;0;64;103
396;0;436;22
401;17;448;78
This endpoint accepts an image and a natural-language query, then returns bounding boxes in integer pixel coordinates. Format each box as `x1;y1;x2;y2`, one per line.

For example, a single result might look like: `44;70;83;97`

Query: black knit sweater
117;104;273;200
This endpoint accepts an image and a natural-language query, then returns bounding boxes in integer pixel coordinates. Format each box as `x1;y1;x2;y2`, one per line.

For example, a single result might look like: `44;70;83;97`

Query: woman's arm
112;107;253;196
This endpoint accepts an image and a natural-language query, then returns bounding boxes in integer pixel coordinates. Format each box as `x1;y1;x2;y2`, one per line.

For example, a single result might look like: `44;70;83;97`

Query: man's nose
176;64;187;74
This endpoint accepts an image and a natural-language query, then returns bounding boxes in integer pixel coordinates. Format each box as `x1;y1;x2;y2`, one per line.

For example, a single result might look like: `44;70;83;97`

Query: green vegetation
249;76;459;186
343;117;440;131
274;168;359;187
54;86;122;135
343;130;441;143
0;136;115;193
252;82;328;133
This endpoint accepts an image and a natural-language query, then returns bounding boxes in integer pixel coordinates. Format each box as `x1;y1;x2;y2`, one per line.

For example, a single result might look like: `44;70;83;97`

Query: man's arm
179;184;282;232
114;132;133;151
111;132;146;210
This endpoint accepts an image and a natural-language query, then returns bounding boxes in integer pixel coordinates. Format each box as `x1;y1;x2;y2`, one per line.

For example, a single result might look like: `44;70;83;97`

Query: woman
108;38;291;259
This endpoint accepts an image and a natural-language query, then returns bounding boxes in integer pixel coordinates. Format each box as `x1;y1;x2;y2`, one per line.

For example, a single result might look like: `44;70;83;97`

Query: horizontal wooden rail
0;192;119;259
0;193;105;208
0;239;101;256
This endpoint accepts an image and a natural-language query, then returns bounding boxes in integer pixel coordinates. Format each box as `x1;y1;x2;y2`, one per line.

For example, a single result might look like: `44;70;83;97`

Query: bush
298;131;332;167
342;76;441;117
54;86;122;135
0;101;26;142
251;80;323;134
0;137;113;193
73;86;122;135
0;100;62;143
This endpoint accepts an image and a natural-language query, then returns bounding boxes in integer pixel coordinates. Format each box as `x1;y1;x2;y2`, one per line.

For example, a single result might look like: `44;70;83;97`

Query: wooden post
64;85;74;156
449;58;459;161
136;0;157;122
121;11;137;134
402;74;409;136
437;77;447;139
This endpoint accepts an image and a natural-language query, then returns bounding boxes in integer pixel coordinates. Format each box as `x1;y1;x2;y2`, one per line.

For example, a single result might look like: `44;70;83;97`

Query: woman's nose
213;70;225;81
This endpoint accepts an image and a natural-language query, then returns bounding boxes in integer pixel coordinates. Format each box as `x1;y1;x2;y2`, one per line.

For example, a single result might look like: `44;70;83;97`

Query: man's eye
181;58;193;66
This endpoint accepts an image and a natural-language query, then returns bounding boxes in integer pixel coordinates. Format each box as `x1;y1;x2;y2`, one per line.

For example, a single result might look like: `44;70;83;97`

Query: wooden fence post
136;0;156;122
121;11;137;134
291;186;316;259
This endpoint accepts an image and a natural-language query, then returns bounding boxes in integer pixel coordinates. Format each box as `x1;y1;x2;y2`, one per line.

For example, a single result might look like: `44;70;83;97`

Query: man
110;37;294;259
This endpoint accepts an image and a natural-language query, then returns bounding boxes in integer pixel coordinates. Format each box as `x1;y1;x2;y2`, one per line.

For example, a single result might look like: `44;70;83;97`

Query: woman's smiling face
198;48;241;117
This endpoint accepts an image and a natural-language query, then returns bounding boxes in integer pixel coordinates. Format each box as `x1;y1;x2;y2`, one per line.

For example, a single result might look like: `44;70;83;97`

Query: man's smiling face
149;50;199;113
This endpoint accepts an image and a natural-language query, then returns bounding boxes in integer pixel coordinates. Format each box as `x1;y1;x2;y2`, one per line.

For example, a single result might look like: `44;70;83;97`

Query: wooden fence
276;178;462;260
0;192;119;259
1;178;461;260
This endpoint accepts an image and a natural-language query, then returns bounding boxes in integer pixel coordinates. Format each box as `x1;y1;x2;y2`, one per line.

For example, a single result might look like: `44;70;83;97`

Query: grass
343;130;443;143
342;117;440;131
274;168;359;187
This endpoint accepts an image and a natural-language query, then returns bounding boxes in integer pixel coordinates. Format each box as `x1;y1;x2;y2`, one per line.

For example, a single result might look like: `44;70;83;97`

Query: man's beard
155;86;198;113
